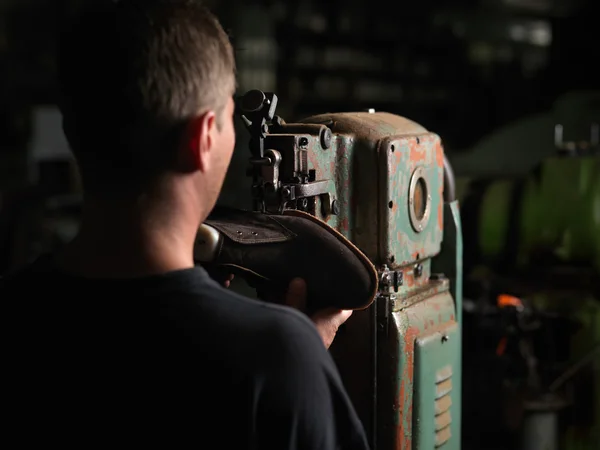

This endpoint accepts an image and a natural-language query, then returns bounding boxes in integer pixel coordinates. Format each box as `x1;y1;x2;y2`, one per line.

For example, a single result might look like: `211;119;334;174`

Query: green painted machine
237;90;463;450
462;155;600;273
458;128;600;450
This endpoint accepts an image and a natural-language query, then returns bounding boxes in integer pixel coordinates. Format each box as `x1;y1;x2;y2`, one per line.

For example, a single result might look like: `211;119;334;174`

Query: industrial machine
458;124;600;450
218;89;464;450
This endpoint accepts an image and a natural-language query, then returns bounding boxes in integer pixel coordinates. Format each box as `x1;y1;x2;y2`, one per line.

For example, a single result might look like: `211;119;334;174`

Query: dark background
0;0;598;448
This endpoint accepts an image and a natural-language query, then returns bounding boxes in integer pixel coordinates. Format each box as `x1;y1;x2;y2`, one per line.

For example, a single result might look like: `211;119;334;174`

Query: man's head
57;0;236;214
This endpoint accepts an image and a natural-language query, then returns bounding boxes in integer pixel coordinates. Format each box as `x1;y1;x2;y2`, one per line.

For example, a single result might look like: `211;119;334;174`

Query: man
2;1;369;449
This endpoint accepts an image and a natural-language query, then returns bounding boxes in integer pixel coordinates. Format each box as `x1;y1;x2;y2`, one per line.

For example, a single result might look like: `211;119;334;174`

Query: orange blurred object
496;336;508;356
497;294;523;309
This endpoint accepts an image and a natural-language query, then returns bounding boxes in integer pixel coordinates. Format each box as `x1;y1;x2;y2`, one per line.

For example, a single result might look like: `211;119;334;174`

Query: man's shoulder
202;286;324;350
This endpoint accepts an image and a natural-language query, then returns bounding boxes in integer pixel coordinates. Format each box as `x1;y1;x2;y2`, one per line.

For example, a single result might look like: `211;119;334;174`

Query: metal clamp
378;264;403;293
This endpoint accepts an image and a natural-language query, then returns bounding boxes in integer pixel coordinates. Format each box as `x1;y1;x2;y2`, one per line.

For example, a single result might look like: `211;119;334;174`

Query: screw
331;200;340;215
414;263;423;278
393;271;403;290
381;273;391;286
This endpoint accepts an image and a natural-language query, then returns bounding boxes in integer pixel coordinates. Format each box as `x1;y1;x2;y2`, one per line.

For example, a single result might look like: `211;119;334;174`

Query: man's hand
205;267;234;288
221;273;234;288
285;278;353;349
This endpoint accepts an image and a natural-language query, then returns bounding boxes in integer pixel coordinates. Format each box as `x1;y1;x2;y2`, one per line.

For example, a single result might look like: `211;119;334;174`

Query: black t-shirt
2;255;369;449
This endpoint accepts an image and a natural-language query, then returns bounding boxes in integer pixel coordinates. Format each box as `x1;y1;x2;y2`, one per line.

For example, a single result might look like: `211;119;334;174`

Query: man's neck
55;199;201;279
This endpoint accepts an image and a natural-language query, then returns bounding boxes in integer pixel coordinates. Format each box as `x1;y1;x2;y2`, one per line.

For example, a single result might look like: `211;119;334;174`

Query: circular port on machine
408;166;431;233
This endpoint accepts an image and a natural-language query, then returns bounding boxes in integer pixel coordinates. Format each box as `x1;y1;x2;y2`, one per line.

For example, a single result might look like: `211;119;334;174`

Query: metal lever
238;89;278;159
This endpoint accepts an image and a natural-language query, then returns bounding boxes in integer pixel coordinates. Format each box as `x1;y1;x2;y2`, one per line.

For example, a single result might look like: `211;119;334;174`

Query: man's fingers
285;277;307;311
337;309;353;326
221;274;234;288
313;307;352;321
310;309;353;349
313;308;353;327
204;266;235;287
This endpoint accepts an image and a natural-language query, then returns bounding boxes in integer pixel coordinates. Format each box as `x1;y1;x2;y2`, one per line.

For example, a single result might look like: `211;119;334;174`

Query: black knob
241;89;266;113
331;200;340;215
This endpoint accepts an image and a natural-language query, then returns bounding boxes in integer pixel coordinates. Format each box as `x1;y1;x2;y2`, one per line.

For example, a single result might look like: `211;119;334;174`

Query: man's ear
187;110;217;173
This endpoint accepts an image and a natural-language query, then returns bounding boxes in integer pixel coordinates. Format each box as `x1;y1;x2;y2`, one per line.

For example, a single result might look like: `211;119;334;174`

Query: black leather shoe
194;206;378;313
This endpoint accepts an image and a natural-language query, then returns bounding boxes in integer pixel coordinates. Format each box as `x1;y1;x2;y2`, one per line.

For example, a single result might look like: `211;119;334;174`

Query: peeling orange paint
409;138;427;163
394;145;403;165
435;140;444;168
404;271;415;288
397;325;419;450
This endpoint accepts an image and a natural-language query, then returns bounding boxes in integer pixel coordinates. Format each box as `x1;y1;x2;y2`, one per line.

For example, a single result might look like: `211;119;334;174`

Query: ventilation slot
434;365;453;448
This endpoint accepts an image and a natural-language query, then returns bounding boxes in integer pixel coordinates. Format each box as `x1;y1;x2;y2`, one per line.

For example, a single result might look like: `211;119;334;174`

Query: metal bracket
260;149;282;193
239;89;333;214
281;180;329;201
379;264;404;293
376;291;396;336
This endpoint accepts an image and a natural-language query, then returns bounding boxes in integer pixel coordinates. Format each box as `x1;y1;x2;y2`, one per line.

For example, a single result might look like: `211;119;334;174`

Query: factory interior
0;0;598;449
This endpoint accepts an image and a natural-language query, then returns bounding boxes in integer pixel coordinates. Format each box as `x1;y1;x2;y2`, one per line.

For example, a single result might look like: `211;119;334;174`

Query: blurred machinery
0;106;81;273
236;89;463;450
458;115;600;450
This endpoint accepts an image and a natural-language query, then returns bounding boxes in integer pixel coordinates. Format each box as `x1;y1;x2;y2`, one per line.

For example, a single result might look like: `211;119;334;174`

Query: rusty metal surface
391;277;450;310
290;112;444;295
381;289;457;450
379;134;444;268
280;110;459;450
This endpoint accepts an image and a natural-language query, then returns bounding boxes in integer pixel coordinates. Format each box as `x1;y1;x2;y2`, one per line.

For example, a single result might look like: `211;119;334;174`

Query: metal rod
549;343;600;392
591;123;599;146
554;124;563;147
